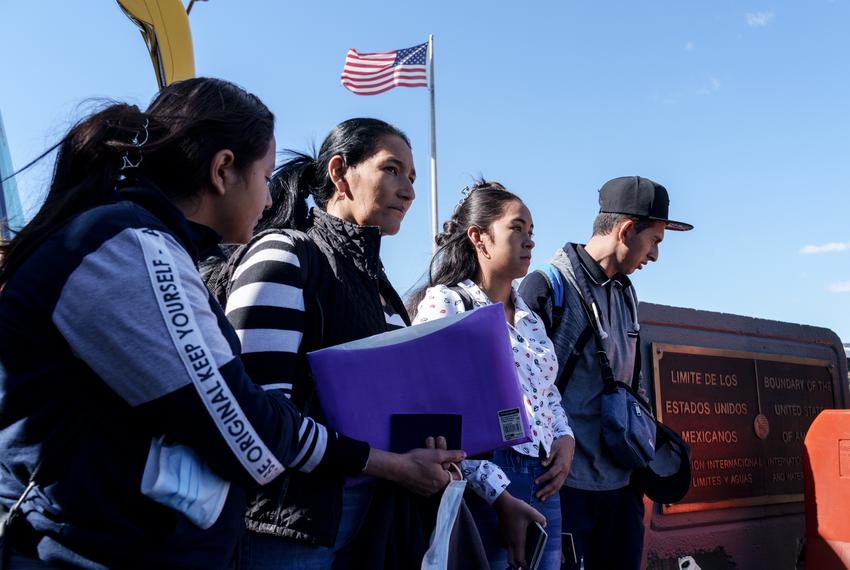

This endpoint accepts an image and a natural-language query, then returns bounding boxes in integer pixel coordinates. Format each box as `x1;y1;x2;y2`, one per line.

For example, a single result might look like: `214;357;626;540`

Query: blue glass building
0;110;24;239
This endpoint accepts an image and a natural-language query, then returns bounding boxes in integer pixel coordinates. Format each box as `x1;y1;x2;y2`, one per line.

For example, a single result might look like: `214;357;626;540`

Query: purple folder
307;303;531;457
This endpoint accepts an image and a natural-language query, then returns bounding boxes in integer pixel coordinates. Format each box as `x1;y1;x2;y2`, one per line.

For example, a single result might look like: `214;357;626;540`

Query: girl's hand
493;491;546;569
535;435;575;501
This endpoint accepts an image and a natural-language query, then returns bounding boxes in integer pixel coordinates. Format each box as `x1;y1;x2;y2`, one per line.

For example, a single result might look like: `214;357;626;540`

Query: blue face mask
140;437;231;529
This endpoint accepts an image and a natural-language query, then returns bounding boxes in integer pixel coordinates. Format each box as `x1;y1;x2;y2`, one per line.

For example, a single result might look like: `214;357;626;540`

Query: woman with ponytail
411;181;576;570
219;118;465;569
0;81;462;570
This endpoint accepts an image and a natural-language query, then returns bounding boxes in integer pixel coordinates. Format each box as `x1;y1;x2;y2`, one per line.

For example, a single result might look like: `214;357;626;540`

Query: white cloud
828;282;850;293
684;41;695;51
709;76;721;91
697;76;721;95
800;242;850;254
746;11;774;27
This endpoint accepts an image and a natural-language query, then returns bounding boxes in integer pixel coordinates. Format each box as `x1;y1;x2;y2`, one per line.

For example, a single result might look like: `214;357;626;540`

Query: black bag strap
571;289;654;414
632;329;642;394
448;286;475;312
561;247;643;395
571;291;617;392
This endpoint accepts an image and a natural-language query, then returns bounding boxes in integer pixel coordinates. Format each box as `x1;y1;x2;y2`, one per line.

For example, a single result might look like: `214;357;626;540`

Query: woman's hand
535;435;575;501
493;491;546;569
363;447;466;495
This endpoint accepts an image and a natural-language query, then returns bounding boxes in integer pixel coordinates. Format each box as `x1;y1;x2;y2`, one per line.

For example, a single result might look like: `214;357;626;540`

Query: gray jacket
518;243;644;491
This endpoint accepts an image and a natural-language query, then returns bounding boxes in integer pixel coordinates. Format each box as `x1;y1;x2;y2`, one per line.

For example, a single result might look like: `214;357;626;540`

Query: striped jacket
0;183;368;569
224;208;409;546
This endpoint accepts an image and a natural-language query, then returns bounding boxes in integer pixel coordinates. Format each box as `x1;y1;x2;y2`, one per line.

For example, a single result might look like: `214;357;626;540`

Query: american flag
340;42;428;96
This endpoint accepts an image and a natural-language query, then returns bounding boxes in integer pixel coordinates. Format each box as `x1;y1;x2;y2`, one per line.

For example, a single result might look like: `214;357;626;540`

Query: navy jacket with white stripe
0;183;369;569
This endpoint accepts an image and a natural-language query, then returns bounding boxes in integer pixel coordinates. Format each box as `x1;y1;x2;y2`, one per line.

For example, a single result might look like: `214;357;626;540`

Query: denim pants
467;449;562;570
559;484;644;570
238;483;374;570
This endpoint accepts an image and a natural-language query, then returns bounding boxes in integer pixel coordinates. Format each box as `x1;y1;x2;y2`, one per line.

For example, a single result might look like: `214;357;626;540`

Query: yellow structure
117;0;195;90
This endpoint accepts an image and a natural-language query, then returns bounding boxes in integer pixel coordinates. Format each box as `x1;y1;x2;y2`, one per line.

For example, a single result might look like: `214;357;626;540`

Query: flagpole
428;34;439;254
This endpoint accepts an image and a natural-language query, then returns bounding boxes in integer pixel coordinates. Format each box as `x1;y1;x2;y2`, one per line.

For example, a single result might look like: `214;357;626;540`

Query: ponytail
256;152;316;232
260;118;410;233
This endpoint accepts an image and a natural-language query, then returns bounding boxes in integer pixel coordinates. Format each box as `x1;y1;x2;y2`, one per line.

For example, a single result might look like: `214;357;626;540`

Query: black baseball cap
598;176;693;231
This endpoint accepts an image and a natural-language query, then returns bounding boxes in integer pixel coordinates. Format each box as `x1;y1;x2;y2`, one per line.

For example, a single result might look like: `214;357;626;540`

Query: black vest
244;209;410;546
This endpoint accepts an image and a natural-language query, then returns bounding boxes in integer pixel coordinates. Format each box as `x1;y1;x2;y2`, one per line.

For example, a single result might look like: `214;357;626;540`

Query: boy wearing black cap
518;176;692;569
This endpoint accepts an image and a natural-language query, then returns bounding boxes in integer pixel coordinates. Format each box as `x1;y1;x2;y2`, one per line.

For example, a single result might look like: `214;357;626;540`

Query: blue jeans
238;483;374;570
467;449;562;570
559;484;644;570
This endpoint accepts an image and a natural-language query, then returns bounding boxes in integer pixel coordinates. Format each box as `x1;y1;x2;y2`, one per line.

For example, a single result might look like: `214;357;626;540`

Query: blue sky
2;1;849;342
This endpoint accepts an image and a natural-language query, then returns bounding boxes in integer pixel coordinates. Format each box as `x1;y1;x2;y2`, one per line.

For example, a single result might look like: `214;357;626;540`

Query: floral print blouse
413;280;573;503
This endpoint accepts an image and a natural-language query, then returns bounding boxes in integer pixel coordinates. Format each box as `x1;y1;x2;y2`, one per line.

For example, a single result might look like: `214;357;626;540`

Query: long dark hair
257;118;410;232
0;77;274;287
407;179;522;316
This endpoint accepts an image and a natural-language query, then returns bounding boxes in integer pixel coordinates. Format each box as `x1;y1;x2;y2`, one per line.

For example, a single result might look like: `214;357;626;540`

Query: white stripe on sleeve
300;423;328;473
226;282;304;313
236;328;303;354
289;418;316;468
231;247;300;283
261;383;293;392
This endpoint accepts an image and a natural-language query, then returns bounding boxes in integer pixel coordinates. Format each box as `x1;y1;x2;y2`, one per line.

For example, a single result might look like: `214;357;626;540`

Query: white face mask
140;437;231;529
422;465;466;570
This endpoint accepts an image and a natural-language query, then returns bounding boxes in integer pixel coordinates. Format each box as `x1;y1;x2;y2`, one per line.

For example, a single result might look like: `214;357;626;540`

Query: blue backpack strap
541;264;563;307
541;264;565;331
540;263;594;394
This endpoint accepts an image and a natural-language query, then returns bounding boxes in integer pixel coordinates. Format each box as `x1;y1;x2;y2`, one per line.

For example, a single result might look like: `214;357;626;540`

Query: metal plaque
652;343;836;514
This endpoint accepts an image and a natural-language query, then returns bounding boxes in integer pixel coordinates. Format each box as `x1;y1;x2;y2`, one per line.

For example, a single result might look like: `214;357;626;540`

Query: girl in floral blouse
410;181;575;570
